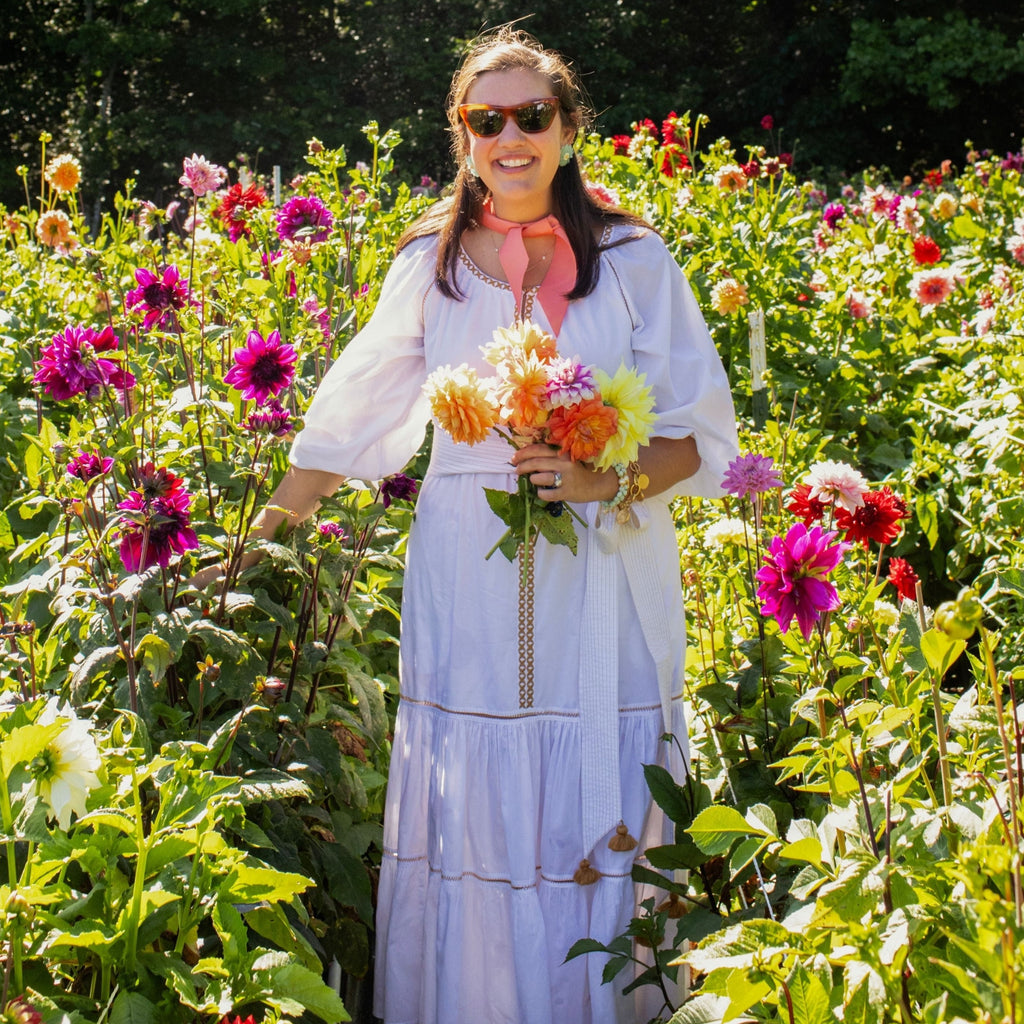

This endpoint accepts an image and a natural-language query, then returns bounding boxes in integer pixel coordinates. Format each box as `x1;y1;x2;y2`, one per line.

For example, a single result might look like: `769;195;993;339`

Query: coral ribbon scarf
478;202;577;336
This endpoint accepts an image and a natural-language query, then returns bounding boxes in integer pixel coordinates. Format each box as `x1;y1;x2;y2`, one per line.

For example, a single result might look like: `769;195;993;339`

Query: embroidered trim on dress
398;691;683;720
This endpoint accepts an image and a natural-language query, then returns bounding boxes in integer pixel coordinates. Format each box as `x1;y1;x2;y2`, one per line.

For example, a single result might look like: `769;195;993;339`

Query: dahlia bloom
67;450;114;482
317;521;347;542
495;348;551;430
756;523;848;639
805;459;868;512
1007;235;1024;266
275;194;334;243
590;364;657;469
822;202;846;231
704;516;747;548
4;997;44;1024
785;483;828;525
887;557;919;602
244;398;293;437
846;290;874;320
710;278;749;315
179;153;227;197
34;324;135;401
483;321;558;367
224;329;298;405
912;268;957;307
380;473;419;509
932;192;957;219
761;115;774;131
913;236;942;265
36;209;73;247
117;484;199;572
546;397;619;463
125;265;191;329
27;698;101;830
215;183;267;241
135;461;184;499
721;453;783;500
44;154;82;194
835;486;910;548
546;357;597;408
863;185;894;219
714;164;748;192
611;135;632;156
423;364;500;445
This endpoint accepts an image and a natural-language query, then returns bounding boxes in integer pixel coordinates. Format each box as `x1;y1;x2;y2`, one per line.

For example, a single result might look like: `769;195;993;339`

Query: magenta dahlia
224;329;297;405
125;265;191;329
67;450;114;482
33;325;136;401
275;195;334;244
117;485;198;572
756;523;848;639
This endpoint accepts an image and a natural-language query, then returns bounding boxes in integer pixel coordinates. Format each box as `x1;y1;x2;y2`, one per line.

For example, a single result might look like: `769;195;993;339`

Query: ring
552;471;563;489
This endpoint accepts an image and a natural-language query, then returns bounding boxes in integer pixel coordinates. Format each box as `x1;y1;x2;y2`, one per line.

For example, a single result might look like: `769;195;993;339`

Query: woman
252;28;737;1024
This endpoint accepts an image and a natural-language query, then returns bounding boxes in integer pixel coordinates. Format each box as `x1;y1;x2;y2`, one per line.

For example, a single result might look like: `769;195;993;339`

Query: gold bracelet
614;460;650;524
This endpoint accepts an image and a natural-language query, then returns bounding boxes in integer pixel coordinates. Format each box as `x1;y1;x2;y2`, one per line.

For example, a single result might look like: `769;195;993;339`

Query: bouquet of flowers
423;320;657;569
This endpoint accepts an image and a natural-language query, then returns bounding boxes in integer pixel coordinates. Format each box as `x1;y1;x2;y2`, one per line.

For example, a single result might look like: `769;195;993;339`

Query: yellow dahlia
423;364;499;445
591;364;657;469
495;348;551;430
482;319;558;367
710;278;749;315
44;154;82;194
36;209;72;247
931;192;957;220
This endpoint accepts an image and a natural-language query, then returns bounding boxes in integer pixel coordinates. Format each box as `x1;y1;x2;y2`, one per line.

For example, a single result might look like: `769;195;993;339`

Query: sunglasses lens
465;108;505;137
514;102;557;133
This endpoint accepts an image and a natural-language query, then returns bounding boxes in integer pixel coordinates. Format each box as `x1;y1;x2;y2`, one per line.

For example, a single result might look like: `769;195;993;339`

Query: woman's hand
510;443;619;504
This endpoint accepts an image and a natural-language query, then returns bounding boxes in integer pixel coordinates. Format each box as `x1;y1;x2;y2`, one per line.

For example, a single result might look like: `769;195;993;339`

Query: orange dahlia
423;364;499;445
483;320;558;367
496;348;550;430
44;154;82;194
36;209;72;247
546;398;618;462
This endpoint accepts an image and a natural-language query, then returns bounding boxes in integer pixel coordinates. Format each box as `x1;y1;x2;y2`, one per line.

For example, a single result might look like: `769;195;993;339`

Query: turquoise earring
465;153;479;177
559;143;574;167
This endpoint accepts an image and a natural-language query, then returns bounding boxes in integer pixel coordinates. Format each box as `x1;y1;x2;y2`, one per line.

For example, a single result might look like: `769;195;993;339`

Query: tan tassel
607;822;638;852
656;892;686;918
573;859;600;885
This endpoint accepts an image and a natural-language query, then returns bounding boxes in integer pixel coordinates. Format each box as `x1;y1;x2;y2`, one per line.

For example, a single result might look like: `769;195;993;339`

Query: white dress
290;224;738;1024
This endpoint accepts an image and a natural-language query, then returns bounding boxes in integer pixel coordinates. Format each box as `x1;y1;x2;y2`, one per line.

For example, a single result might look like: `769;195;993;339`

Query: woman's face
462;67;574;223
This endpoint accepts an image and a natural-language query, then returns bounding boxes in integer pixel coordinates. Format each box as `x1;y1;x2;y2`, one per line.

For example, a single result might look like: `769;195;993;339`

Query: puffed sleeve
289;237;435;480
606;230;739;498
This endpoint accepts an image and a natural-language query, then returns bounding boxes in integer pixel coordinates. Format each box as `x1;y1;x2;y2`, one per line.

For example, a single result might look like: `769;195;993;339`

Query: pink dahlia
846;290;874;319
756;523;848;639
125;265;190;329
33;325;136;401
179;153;227;197
805;459;868;512
721;453;784;500
67;450;114;482
912;268;957;306
822;202;846;231
225;329;297;405
117;484;198;572
275;194;334;244
545;357;597;408
244;398;293;437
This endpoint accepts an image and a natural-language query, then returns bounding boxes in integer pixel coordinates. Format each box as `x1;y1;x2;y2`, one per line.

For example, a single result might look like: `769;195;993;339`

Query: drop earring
559;143;574;167
465;152;479;177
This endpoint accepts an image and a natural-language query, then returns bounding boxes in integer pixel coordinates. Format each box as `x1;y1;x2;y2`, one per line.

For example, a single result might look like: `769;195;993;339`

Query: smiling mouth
497;157;533;168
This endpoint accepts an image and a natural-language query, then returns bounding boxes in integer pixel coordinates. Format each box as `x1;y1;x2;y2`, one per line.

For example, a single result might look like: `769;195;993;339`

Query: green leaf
920;628;966;678
263;962;351;1022
643;763;693;824
687;806;769;856
786;963;833;1024
221;862;312;903
668;994;733;1023
110;991;155;1024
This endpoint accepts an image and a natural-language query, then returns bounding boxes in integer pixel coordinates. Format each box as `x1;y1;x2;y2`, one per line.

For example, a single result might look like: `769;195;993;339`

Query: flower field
0;114;1022;1024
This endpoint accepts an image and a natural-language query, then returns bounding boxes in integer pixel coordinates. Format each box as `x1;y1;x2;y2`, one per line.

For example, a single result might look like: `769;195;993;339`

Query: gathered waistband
428;428;516;476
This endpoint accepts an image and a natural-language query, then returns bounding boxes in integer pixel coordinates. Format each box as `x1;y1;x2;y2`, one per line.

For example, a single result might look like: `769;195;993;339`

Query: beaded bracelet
600;462;629;513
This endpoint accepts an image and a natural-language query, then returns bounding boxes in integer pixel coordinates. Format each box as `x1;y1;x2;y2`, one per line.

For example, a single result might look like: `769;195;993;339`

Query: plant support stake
749;308;767;430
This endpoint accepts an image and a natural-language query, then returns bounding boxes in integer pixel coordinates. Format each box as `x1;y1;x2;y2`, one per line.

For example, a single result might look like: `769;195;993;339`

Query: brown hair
397;26;649;300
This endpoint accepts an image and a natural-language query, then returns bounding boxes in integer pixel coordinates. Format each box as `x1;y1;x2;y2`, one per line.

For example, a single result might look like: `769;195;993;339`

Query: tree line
3;0;1023;215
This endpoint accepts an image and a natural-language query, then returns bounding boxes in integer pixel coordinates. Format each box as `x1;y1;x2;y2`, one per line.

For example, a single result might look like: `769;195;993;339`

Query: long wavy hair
397;27;649;300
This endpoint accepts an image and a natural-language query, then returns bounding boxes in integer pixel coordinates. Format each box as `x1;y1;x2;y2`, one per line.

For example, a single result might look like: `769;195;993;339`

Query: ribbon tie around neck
479;202;577;336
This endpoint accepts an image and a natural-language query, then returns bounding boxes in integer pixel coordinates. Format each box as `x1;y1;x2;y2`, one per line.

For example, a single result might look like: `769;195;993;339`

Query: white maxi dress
290;224;738;1024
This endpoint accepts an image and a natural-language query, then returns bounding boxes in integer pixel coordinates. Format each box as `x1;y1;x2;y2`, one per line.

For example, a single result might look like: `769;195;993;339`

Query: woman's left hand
510;443;619;504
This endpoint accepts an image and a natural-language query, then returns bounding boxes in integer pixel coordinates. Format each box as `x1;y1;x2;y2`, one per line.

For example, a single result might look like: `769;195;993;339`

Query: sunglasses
458;97;561;138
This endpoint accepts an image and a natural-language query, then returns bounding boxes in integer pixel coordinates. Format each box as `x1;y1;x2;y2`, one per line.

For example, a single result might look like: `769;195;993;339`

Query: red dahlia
835;487;910;548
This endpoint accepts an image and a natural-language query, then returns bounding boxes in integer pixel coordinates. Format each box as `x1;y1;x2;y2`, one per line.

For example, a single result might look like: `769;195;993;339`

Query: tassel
607;822;638;852
573;859;600;885
656;892;686;918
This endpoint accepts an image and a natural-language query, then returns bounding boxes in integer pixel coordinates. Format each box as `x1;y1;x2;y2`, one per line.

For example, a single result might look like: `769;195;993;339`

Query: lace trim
398;692;682;720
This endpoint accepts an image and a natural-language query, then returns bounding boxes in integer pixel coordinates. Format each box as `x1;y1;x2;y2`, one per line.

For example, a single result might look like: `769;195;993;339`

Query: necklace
488;228;550;270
